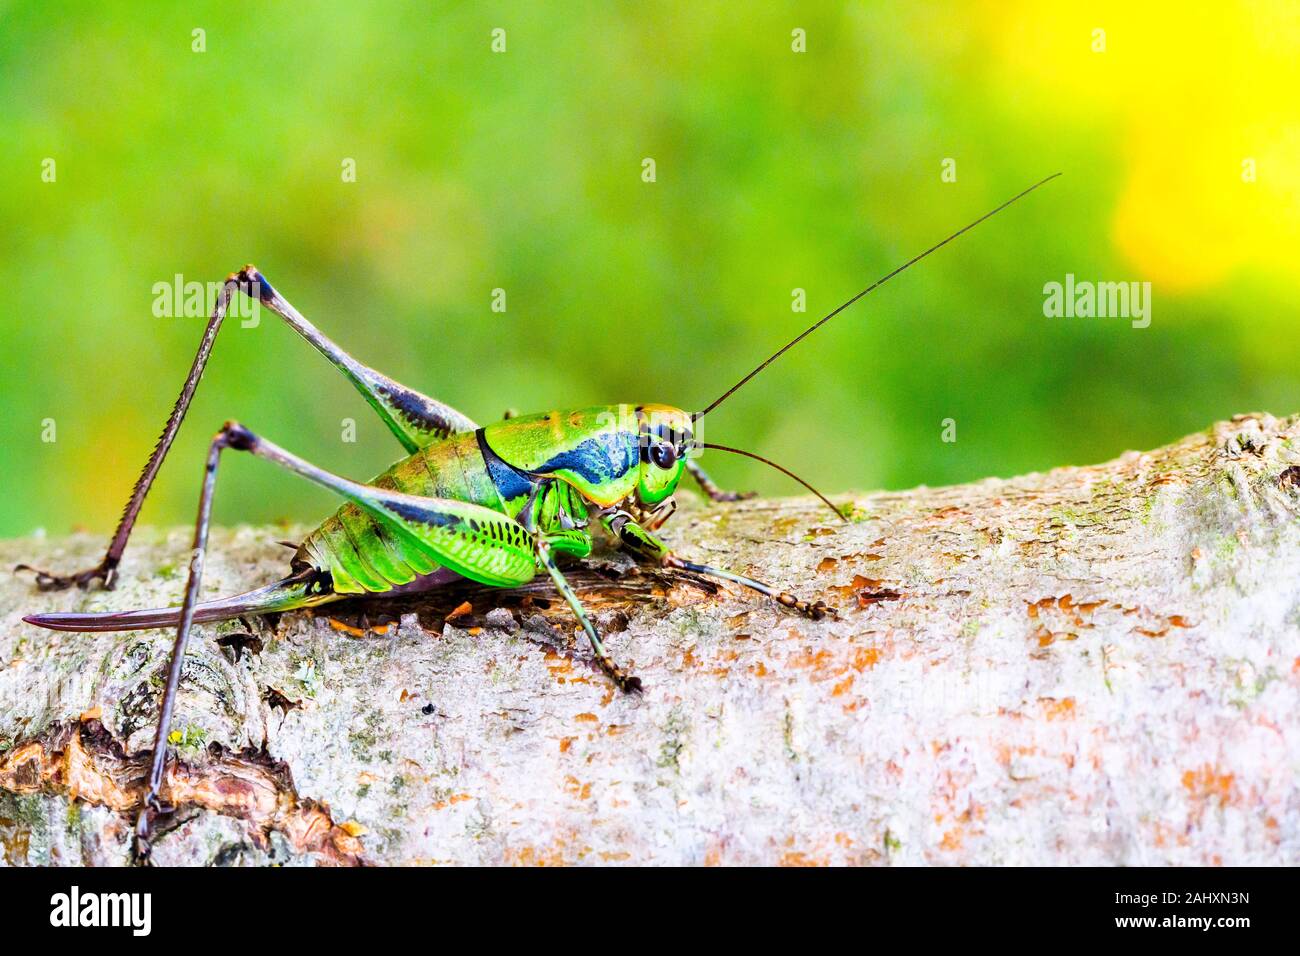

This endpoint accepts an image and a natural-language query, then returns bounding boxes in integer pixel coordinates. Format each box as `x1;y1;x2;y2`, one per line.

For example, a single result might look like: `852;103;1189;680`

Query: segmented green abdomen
299;432;505;594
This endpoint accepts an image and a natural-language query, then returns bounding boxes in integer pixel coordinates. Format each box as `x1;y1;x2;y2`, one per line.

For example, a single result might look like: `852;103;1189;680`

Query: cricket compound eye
649;442;677;470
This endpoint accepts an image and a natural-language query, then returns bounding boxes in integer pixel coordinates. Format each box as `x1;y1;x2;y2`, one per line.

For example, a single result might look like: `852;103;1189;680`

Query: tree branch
2;412;1298;865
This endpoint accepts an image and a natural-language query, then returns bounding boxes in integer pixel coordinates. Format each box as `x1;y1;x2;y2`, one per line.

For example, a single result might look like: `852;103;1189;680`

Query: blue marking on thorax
475;428;535;502
535;431;637;486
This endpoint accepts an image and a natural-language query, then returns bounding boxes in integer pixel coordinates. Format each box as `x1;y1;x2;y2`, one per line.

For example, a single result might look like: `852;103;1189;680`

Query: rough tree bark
2;412;1299;866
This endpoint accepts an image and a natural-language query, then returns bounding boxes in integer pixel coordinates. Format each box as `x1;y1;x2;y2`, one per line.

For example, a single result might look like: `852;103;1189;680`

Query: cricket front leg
604;511;834;620
537;536;642;693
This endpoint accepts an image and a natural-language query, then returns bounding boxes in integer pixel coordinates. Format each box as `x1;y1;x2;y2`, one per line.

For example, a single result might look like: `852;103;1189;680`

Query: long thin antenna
701;442;845;522
696;172;1062;418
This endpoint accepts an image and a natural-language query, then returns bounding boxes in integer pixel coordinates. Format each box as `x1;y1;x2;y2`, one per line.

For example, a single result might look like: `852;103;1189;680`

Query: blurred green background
1;1;1298;538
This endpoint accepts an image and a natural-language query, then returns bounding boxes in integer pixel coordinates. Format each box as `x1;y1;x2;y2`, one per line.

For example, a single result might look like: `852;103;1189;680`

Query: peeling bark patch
215;631;263;662
856;586;903;609
816;553;883;573
828;574;904;608
0;720;365;865
444;601;473;626
1026;595;1194;648
264;686;304;714
1182;765;1236;812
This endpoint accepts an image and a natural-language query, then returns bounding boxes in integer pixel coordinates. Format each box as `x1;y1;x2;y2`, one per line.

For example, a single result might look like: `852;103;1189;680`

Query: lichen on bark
2;412;1299;865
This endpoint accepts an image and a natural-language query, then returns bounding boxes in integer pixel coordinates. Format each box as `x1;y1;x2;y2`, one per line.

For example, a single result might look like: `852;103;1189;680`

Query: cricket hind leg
134;421;241;860
18;265;478;593
130;416;546;857
20;273;248;593
249;267;478;451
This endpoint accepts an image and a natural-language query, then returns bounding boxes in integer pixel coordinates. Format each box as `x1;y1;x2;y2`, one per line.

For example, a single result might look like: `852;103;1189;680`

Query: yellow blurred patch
979;1;1300;292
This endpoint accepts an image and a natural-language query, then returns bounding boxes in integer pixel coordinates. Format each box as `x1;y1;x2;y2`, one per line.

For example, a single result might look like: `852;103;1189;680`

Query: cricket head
637;403;844;521
634;404;693;506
